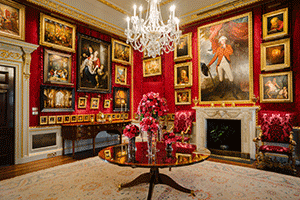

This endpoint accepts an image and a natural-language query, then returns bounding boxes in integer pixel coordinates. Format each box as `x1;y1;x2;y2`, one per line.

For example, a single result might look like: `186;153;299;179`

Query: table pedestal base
118;167;195;200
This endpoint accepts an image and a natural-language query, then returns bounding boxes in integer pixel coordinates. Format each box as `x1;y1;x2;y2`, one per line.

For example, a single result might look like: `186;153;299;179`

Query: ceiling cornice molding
180;0;262;27
160;0;176;7
26;0;125;37
96;0;130;16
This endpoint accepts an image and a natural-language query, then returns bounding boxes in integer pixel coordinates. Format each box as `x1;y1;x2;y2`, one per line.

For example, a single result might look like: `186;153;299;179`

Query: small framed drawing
57;116;63;124
77;115;84;122
174;62;193;88
104;99;110;108
44;49;73;85
175;89;191;105
115;65;127;85
90;114;95;122
260;71;293;103
261;38;290;71
64;115;70;123
71;115;77;123
113;87;130;112
78;97;87;109
48;116;56;124
84;114;90;122
174;32;192;62
125;113;129;119
263;8;288;40
116;114;121;119
40;13;76;52
0;0;25;40
143;57;162;77
90;97;100;109
112;39;132;65
40;85;75;112
112;114;116;120
40;116;48;125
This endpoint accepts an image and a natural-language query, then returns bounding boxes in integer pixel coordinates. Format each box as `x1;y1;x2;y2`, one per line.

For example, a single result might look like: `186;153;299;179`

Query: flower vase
127;137;136;163
147;132;156;161
165;143;173;158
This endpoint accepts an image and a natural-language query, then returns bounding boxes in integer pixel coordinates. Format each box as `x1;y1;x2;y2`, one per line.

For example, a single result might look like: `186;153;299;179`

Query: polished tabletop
99;141;210;168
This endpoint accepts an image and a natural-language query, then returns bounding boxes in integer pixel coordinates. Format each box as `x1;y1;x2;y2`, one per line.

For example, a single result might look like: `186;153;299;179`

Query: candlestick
133;5;137;17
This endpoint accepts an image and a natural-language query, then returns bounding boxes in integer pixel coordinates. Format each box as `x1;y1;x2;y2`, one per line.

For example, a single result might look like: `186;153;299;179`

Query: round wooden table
99;141;210;200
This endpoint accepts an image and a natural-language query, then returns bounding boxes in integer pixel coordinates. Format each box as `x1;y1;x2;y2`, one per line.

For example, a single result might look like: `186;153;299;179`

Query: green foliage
210;125;234;144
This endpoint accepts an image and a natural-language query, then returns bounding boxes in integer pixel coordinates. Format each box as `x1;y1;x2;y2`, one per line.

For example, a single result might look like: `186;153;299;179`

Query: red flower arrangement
162;132;177;144
137;92;168;120
123;124;140;139
140;117;159;133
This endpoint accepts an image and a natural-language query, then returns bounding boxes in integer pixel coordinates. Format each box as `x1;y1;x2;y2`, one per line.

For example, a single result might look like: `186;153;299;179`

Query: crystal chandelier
125;0;182;58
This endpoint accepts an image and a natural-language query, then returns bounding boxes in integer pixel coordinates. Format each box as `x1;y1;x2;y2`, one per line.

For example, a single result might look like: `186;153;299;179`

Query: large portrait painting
112;39;132;65
0;0;25;40
40;13;76;53
261;38;290;71
174;32;192;62
77;34;111;93
174;62;193;88
43;49;72;85
260;71;293;103
263;8;288;40
143;57;162;77
40;85;75;112
198;12;253;104
113;87;130;112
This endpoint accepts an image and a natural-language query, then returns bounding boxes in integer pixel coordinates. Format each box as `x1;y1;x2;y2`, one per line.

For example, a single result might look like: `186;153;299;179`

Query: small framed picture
115;65;127;85
261;38;290;71
143;57;161;77
71;115;77;123
112;39;132;65
125;113;129;119
84;114;90;122
64;115;70;123
260;71;293;103
90;97;100;109
263;8;288;40
112;114;116;120
174;62;193;88
78;97;87;109
90;114;95;122
40;116;48;125
104;150;111;159
175;89;191;105
57;116;63;124
106;114;112;122
174;32;193;62
113;87;130;112
104;99;110;108
116;114;120;119
77;115;84;122
48;116;56;124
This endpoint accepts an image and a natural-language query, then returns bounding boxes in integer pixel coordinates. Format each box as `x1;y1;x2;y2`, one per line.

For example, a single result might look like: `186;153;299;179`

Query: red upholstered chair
253;111;296;172
169;110;195;143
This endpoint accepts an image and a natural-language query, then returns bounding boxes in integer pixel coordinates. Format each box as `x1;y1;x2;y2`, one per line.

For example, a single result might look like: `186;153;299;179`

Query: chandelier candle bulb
133;4;137;17
139;6;143;18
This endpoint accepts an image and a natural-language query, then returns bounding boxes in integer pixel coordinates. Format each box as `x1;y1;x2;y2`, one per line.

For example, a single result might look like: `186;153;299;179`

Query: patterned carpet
0;157;299;200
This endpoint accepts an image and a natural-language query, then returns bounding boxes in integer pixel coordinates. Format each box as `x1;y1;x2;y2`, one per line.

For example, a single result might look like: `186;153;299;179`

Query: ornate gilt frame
90;97;100;109
174;62;193;88
261;38;290;71
263;8;288;40
48;116;56;124
39;13;76;53
115;65;127;85
260;71;293;103
0;0;25;41
175;89;191;105
40;116;48;125
78;97;87;109
143;57;162;77
174;32;193;62
112;38;132;65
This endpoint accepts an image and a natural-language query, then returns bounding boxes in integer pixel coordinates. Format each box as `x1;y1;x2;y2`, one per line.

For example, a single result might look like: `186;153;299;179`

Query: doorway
0;66;15;166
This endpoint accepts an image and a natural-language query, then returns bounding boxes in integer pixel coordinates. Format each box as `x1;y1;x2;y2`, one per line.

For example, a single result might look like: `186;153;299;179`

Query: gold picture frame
90;97;100;109
39;13;76;53
175;89;191;105
64;115;70;123
261;38;290;71
70;115;77;123
112;39;132;65
90;114;95;122
0;0;25;40
124;113;129;119
104;99;110;108
115;65;127;85
143;57;162;77
260;71;293;103
48;116;56;124
56;115;63;124
263;8;288;40
174;62;193;88
174;32;193;62
116;114;120;119
78;97;87;109
84;114;90;122
40;116;48;125
77;115;84;122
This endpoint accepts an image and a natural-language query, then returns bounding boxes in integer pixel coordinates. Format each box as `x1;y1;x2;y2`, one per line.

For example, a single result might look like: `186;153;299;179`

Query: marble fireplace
193;106;260;160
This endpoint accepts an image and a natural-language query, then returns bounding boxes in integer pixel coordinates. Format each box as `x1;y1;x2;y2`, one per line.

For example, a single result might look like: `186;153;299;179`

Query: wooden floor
0;149;299;181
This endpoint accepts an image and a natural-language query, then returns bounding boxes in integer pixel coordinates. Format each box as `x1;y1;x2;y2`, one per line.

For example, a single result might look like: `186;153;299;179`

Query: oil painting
174;62;193;88
77;34;111;93
112;39;132;65
113;87;130;112
263;8;288;40
143;57;161;77
115;65;127;85
198;12;253;104
174;32;192;62
175;89;191;105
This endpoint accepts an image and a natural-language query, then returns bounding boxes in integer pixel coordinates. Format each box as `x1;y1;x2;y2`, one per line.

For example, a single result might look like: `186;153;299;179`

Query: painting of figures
198;12;253;103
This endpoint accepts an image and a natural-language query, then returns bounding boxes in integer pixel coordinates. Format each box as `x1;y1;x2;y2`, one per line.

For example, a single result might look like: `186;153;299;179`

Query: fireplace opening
207;119;241;156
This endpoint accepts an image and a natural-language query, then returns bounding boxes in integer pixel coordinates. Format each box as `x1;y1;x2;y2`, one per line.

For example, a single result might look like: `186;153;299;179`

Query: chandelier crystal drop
125;0;182;58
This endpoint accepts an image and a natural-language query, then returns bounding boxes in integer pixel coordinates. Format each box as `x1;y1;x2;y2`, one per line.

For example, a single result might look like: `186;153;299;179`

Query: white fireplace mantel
193;106;260;160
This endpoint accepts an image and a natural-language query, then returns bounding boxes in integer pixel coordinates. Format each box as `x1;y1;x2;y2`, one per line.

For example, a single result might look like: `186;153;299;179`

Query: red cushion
174;110;195;135
259;145;291;154
175;142;196;154
176;136;190;142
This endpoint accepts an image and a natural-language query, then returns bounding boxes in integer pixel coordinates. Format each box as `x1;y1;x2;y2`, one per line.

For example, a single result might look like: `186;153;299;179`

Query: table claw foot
118;184;123;191
191;190;195;196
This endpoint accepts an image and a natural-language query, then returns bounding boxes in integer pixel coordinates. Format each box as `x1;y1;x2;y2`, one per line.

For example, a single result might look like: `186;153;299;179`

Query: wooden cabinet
61;120;131;157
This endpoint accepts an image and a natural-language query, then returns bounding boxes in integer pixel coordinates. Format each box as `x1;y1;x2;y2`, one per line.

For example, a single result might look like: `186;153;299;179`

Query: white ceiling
28;0;261;37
